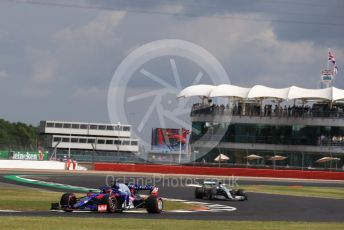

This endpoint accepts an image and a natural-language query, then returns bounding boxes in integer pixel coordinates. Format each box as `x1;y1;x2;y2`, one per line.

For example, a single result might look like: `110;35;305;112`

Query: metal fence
191;104;344;119
50;149;147;163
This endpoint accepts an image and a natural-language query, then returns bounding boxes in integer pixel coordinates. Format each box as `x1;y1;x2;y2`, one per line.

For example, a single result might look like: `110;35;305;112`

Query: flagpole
327;48;330;70
178;128;182;164
325;48;331;88
327;48;330;88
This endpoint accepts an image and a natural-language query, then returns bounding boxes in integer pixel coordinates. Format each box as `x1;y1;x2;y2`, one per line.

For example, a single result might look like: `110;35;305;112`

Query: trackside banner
0;151;8;159
0;150;48;160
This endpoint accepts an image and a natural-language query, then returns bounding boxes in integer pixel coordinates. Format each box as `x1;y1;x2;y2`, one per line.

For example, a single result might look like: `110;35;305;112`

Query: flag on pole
328;50;338;75
334;65;338;75
329;50;336;64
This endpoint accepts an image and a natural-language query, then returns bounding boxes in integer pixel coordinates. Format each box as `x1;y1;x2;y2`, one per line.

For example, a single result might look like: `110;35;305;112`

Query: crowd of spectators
319;135;344;146
191;102;344;118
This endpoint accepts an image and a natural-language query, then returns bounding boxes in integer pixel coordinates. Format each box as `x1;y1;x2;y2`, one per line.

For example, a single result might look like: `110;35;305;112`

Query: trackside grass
0;217;343;230
0;187;194;211
0;187;65;211
237;185;344;199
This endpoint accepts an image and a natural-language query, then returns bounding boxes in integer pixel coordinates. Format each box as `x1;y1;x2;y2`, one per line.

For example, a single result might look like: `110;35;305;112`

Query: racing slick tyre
145;195;163;214
195;187;204;199
107;197;119;213
206;188;216;200
236;189;248;201
60;193;77;212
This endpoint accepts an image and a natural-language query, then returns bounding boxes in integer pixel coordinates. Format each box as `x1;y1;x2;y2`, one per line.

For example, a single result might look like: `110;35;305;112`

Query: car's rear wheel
145;195;163;214
60;193;76;212
206;188;216;200
107;197;119;213
195;187;204;199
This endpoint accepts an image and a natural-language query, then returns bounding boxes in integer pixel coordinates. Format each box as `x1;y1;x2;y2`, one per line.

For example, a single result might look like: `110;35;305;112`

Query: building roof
177;84;344;102
176;84;216;98
209;84;250;98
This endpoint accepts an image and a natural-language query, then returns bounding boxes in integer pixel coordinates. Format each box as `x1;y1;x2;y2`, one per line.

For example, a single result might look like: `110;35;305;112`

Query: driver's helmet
102;187;113;194
112;180;120;189
105;188;112;194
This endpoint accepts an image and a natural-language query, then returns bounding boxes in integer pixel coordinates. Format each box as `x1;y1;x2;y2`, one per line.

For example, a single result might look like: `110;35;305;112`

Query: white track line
0;210;22;213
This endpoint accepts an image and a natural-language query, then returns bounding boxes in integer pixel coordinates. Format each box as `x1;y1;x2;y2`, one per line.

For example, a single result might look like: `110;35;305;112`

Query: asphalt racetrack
1;171;344;221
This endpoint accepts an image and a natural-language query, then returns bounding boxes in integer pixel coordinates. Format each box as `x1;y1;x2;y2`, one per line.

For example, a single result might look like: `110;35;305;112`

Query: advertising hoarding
151;128;189;152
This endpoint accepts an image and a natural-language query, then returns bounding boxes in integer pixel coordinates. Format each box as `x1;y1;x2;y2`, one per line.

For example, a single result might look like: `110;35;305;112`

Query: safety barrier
94;163;344;180
0;160;87;170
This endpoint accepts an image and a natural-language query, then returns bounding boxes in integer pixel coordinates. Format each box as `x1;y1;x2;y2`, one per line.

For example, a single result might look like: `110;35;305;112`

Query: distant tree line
0;119;38;151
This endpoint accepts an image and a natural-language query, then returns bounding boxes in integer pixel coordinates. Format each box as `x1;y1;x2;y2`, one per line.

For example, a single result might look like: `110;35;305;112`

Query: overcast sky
0;0;343;145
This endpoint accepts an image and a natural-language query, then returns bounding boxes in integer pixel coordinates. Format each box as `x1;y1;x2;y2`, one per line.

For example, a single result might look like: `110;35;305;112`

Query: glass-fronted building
179;84;344;170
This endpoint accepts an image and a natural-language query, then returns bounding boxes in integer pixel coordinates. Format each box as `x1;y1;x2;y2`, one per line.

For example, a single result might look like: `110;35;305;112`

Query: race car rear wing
129;184;159;195
129;184;155;191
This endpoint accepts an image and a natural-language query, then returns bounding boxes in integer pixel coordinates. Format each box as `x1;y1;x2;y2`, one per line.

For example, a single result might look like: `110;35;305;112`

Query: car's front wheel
60;193;76;212
145;195;163;214
236;189;248;201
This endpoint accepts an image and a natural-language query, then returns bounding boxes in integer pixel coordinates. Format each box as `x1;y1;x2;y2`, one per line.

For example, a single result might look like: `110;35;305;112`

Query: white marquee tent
177;84;344;102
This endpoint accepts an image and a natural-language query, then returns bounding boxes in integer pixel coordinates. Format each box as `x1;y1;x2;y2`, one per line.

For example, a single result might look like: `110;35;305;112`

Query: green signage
0;150;48;160
0;151;9;159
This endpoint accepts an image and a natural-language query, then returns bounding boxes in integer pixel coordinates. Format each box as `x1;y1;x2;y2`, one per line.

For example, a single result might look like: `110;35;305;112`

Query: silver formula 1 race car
194;181;248;201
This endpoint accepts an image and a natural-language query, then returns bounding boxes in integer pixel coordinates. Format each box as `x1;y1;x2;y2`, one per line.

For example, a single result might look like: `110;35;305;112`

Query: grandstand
39;121;142;162
178;84;344;170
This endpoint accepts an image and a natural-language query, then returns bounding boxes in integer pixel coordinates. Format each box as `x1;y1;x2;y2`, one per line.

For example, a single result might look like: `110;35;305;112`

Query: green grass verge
0;187;66;211
163;200;197;211
0;186;193;211
0;217;343;230
238;185;344;199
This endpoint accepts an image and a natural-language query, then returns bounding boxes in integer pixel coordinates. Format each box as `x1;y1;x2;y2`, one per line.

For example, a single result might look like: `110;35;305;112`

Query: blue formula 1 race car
51;183;163;214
